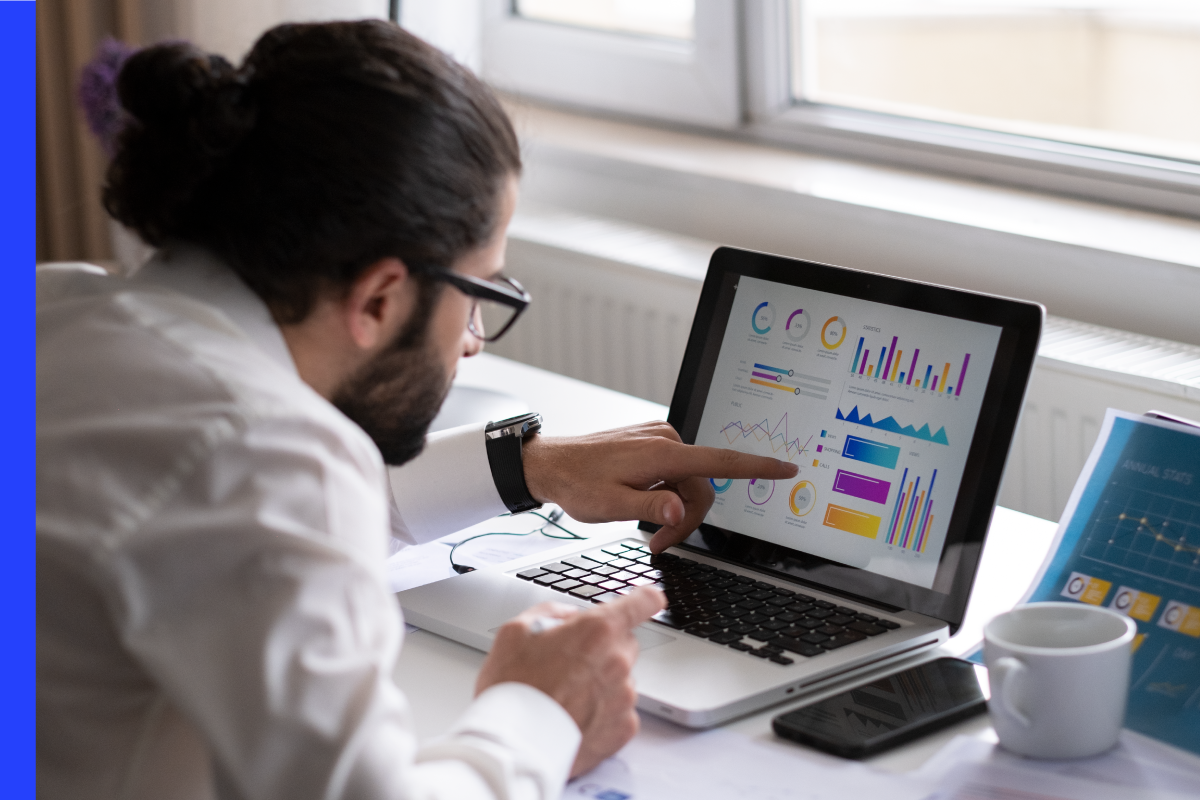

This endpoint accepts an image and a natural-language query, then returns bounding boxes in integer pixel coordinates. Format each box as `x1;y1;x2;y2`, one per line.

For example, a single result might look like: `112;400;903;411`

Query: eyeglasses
421;269;531;343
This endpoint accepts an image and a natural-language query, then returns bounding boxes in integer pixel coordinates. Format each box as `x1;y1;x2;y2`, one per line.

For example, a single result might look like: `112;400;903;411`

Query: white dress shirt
36;246;580;800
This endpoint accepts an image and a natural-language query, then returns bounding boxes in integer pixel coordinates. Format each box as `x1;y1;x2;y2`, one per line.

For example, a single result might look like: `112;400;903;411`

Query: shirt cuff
418;682;581;800
387;422;508;545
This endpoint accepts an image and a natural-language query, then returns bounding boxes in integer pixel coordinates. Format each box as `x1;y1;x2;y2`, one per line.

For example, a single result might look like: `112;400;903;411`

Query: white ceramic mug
984;602;1137;759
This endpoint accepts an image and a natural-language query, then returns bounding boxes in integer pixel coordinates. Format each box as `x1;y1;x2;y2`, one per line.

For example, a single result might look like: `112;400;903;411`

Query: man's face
331;178;518;465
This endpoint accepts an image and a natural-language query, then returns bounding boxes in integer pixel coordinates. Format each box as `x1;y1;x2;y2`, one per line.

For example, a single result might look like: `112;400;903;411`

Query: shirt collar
133;243;298;376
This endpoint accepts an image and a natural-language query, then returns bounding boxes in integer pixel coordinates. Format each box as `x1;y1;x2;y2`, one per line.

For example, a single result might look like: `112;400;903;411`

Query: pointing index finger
598;585;665;631
657;443;799;481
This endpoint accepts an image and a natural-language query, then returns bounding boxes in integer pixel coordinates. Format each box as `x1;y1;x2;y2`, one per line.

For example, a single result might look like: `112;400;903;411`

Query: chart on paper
694;274;1002;588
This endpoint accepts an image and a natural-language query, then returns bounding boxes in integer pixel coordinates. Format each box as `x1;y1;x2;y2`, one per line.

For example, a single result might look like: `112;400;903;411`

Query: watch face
487;412;541;435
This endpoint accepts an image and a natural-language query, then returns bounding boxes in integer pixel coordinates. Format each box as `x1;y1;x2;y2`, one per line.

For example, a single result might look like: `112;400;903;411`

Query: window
481;0;1200;216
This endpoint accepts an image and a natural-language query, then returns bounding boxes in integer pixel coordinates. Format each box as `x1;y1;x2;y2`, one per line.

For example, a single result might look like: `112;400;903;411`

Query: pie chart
748;478;775;505
789;481;817;516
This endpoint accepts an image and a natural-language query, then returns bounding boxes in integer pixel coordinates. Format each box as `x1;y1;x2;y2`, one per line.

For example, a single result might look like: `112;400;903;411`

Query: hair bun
105;42;257;245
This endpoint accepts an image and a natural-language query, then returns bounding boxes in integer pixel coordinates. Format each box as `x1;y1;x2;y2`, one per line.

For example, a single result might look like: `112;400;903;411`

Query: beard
331;280;450;466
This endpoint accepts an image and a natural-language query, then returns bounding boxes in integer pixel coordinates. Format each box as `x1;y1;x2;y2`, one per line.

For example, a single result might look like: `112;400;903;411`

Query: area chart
837;405;949;446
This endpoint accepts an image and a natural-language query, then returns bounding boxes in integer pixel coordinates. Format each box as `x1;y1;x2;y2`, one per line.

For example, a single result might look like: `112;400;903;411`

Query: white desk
394;353;1060;774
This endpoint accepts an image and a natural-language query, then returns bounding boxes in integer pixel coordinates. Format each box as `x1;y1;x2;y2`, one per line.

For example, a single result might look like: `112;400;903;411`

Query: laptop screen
693;274;1001;591
657;248;1042;627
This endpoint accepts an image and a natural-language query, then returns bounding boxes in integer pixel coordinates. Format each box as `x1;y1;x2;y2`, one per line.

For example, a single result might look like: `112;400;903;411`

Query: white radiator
495;205;1200;523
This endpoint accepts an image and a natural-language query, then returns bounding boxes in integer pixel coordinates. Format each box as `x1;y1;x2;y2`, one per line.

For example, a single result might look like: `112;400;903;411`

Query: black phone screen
772;657;988;758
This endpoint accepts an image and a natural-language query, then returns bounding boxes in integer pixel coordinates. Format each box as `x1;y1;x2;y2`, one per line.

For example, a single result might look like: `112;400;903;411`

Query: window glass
793;0;1200;161
515;0;695;40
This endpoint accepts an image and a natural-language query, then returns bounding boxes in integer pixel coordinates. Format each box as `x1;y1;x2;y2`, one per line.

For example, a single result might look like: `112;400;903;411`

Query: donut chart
821;316;847;349
711;478;733;494
789;481;817;516
748;478;775;505
785;309;811;342
752;302;775;335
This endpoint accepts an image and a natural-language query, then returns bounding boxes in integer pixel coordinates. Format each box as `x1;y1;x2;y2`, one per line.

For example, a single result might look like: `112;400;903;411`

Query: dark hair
104;21;521;323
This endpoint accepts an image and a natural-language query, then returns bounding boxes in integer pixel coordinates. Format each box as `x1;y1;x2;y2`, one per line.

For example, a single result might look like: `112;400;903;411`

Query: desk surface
395;353;1060;774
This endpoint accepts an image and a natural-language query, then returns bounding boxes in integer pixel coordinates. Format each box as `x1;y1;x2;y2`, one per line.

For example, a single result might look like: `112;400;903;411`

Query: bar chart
836;405;950;446
720;413;814;462
848;334;972;396
884;468;938;552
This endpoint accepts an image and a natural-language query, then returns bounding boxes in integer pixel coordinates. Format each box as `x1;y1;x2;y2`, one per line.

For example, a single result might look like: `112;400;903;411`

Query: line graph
1079;485;1200;592
720;413;814;462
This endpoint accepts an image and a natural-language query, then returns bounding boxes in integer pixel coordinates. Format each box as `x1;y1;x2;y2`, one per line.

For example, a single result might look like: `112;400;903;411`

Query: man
37;21;795;800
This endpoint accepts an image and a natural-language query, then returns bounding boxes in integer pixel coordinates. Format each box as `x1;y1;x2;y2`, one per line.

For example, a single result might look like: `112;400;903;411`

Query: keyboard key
685;623;720;638
710;579;736;591
826;614;855;626
847;620;888;636
626;563;652;575
599;579;626;591
627;576;655;587
878;619;901;629
808;608;833;619
563;569;589;579
562;557;594;570
552;579;583;592
793;594;815;603
748;590;775;601
725;607;751;619
786;603;815;615
770;654;795;665
517;569;547;581
593;565;620;576
748;629;778;642
730;585;756;595
533;574;565;586
742;612;769;625
609;570;637;582
728;641;753;651
736;599;765;610
817;624;846;636
835;606;858;616
813;600;835;609
710;616;735;629
622;543;648;552
730;623;757;635
601;545;627;557
540;562;572;574
774;612;801;623
652;609;692;629
569;585;605;599
855;613;879;622
748;648;771;658
775;638;826;657
583;551;617;564
796;618;825;630
761;620;790;631
820;631;868;650
592;592;623;603
765;596;794;607
709;631;743;645
774;588;795;597
580;574;607;585
760;644;784;655
800;632;829;644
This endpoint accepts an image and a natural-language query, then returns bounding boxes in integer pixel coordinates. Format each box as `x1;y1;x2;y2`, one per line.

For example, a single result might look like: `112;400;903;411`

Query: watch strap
486;428;541;513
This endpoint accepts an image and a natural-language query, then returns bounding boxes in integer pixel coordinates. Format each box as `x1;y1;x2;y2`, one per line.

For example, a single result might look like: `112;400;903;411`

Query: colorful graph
832;469;891;505
720;413;813;462
711;478;733;494
752;302;775;335
823;504;881;538
785;309;811;342
789;481;817;516
837;405;950;446
885;468;937;551
748;479;775;505
749;363;831;400
849;335;972;397
842;435;901;470
821;316;847;349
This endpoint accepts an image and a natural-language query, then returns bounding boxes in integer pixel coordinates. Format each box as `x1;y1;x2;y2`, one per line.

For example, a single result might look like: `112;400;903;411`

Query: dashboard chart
695;275;1003;588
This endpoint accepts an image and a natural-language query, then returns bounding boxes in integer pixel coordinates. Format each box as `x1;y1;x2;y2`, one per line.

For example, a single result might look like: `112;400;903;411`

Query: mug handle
992;656;1031;728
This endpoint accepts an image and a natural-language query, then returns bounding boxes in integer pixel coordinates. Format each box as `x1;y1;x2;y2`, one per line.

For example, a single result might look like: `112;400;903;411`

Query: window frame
744;0;1200;218
479;0;742;128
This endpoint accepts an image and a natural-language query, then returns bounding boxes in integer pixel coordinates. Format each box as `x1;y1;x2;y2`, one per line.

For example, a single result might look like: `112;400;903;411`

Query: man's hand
475;587;666;777
522;422;798;552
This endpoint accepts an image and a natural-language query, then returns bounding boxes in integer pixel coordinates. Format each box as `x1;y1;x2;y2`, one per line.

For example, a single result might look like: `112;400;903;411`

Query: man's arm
523;421;798;552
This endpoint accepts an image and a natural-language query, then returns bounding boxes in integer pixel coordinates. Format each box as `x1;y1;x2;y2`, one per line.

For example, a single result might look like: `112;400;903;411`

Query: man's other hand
522;422;798;553
475;587;666;777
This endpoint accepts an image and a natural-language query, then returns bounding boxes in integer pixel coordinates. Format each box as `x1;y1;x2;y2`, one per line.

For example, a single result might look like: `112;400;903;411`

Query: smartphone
772;657;988;759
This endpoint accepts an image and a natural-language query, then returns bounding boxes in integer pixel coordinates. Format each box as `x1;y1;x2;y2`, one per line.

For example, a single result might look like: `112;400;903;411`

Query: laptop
398;246;1043;728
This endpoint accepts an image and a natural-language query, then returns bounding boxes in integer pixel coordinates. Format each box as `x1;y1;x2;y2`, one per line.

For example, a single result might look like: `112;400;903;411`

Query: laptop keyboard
516;540;900;666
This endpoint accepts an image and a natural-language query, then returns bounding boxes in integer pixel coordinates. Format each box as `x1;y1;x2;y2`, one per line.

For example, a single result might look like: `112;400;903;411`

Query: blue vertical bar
875;347;887;378
923;364;932;388
851;337;864;373
885;467;908;545
916;469;937;549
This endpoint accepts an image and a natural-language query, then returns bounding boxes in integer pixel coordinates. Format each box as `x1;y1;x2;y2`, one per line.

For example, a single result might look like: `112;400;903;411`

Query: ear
342;257;415;350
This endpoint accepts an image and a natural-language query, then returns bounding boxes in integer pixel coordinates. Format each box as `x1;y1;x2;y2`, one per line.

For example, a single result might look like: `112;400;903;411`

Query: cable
449;507;584;574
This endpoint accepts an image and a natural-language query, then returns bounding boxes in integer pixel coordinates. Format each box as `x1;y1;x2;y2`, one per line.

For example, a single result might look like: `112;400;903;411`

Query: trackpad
486;622;674;652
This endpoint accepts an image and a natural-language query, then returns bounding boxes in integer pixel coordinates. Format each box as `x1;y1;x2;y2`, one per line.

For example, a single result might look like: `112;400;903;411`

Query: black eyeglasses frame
416;268;531;342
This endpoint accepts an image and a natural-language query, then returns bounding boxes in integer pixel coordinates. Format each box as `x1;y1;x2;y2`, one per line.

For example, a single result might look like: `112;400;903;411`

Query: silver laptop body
398;247;1042;728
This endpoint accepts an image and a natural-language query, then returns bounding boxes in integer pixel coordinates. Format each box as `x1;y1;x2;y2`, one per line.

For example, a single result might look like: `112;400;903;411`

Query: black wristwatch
485;412;543;514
